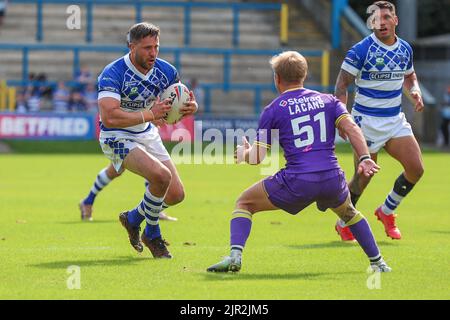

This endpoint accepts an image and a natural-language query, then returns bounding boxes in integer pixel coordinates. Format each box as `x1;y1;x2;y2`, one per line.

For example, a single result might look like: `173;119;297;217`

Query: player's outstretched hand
180;91;198;115
411;91;424;112
234;136;251;164
151;96;172;120
357;159;380;177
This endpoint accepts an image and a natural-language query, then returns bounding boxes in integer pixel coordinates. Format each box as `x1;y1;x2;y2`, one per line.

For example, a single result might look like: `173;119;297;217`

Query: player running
97;22;197;258
207;51;391;273
334;1;425;241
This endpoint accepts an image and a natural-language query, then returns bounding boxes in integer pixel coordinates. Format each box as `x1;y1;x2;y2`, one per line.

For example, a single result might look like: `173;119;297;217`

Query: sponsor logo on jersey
121;100;144;110
376;57;385;66
368;72;404;81
129;87;139;97
279;100;288;107
124;80;139;88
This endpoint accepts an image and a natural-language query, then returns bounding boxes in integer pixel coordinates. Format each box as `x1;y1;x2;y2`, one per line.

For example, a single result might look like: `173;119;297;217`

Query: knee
407;164;424;182
235;195;255;214
165;186;185;206
152;167;172;190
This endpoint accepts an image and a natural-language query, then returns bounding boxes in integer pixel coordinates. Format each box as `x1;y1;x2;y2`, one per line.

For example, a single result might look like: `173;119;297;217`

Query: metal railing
10;0;286;46
0;43;330;113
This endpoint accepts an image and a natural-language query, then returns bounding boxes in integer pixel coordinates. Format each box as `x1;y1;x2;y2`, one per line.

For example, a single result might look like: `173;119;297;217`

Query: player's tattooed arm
334;69;356;105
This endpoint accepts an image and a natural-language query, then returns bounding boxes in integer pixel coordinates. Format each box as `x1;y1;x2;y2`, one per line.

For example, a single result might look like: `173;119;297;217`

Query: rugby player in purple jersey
207;51;391;273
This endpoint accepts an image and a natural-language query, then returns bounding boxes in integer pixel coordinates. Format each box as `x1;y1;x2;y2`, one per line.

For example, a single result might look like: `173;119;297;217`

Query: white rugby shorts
99;126;171;172
351;109;413;154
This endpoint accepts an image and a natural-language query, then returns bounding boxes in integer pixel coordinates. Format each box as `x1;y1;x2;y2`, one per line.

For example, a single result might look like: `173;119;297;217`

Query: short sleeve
332;97;350;127
254;106;274;149
404;42;415;76
341;44;364;76
97;66;122;101
165;63;180;88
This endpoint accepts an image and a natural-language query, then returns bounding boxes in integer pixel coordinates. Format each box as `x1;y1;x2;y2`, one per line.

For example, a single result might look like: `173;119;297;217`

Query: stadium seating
0;0;332;115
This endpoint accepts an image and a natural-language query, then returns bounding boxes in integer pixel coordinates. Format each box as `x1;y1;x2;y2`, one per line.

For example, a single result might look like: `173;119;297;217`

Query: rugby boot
335;222;356;242
141;233;172;259
119;212;144;253
207;250;242;273
374;207;401;239
370;258;392;273
159;211;178;221
79;201;93;221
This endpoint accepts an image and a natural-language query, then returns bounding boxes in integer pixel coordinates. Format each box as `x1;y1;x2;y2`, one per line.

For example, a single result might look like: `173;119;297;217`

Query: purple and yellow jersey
255;88;349;173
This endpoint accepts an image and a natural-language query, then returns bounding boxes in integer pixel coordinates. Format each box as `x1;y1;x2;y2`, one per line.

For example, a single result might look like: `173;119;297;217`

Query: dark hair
127;22;160;44
370;1;396;15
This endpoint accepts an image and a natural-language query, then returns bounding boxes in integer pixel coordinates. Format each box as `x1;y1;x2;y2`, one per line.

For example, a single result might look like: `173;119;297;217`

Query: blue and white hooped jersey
341;33;414;117
98;54;179;133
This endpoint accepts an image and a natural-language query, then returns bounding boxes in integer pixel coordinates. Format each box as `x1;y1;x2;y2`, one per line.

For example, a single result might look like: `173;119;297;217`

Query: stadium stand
0;0;333;115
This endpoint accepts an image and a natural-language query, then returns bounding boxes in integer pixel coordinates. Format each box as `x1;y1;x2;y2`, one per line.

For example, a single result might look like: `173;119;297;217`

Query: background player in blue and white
334;1;425;241
97;22;198;258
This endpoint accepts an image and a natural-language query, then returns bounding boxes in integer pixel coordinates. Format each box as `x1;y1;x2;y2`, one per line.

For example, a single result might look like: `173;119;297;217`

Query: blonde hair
270;51;308;84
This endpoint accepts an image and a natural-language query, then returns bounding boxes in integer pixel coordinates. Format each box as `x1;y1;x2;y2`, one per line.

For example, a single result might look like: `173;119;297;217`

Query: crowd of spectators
14;68;204;115
15;68;98;114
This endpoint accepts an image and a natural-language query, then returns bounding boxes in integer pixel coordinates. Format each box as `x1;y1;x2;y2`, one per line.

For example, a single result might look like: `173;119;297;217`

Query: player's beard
136;53;152;72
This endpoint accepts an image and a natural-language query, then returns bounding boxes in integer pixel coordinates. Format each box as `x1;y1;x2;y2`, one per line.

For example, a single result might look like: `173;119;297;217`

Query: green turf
0;149;449;300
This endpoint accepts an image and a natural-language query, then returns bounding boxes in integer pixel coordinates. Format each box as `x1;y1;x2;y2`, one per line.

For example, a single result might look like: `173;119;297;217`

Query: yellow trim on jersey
335;113;351;127
282;87;304;94
254;141;271;149
232;210;253;220
345;212;364;227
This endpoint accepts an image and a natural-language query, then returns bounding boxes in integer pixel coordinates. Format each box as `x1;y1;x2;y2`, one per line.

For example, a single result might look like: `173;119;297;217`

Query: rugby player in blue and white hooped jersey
334;1;424;241
97;22;198;258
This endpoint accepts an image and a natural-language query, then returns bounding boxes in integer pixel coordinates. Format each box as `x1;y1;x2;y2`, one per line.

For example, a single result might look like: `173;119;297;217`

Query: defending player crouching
207;51;391;273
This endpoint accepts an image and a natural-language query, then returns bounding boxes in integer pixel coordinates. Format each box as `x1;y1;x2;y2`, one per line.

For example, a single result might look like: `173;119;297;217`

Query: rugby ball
160;82;191;124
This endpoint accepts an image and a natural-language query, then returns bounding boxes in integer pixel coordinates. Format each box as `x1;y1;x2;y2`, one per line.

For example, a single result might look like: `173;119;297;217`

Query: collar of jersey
282;87;304;94
124;54;153;80
370;33;399;51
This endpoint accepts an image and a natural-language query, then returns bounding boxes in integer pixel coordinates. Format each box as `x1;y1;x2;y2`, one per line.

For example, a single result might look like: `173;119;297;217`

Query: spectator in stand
24;73;36;98
35;73;53;111
75;66;94;92
0;0;8;28
27;87;41;112
53;81;71;113
69;90;87;112
441;85;450;148
15;91;28;113
83;82;98;113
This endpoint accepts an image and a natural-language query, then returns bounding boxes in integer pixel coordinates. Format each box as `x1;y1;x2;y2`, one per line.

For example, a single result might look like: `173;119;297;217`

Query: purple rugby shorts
263;168;349;214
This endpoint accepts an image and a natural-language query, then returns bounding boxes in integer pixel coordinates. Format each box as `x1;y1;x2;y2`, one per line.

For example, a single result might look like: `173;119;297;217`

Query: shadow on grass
429;230;450;235
287;240;397;250
202;271;351;281
57;220;117;225
29;256;149;269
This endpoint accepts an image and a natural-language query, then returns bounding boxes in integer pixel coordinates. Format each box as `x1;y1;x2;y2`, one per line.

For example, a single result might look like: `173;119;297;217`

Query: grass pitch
0;146;449;300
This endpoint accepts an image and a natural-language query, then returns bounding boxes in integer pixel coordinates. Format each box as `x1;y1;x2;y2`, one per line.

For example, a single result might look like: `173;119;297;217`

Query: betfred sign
0;113;194;142
0;113;96;140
